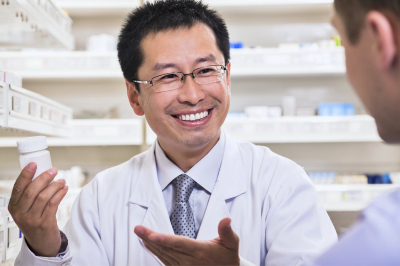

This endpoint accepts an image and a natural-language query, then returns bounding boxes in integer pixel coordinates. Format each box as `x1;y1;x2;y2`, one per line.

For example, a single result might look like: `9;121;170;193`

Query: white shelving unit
206;0;334;15
0;51;122;80
146;115;380;145
54;0;333;17
0;0;74;50
0;48;345;80
0;81;73;137
55;0;140;17
230;47;345;77
0;118;143;147
316;184;400;211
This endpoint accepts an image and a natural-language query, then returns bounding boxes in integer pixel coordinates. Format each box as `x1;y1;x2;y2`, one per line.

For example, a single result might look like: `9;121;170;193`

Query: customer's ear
366;11;397;71
126;81;145;116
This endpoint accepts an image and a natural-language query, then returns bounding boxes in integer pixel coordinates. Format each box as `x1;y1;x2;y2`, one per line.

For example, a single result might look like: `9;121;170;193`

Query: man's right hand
8;162;68;257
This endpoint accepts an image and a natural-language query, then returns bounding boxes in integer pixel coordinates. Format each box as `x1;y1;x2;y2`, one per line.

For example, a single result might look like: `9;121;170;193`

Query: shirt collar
155;131;225;194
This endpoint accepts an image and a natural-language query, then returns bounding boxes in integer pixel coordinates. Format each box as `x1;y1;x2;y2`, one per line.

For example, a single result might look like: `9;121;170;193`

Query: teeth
177;110;210;122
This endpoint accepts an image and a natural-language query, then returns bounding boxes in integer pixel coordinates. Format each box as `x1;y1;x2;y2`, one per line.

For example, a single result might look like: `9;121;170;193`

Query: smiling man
12;1;337;265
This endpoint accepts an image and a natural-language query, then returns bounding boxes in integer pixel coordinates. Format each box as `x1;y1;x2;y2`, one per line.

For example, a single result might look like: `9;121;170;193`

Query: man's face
135;23;231;150
331;11;400;142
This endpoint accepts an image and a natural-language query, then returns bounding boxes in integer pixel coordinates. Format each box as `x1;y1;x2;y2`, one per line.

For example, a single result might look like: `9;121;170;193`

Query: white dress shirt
156;131;225;234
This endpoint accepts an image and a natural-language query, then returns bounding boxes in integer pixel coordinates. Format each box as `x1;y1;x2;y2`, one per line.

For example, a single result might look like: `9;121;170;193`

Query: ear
366;11;397;70
225;62;232;94
126;81;145;116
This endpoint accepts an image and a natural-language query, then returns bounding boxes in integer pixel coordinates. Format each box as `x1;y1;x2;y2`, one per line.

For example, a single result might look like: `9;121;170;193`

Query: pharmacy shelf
207;0;334;15
55;0;333;17
0;0;74;50
0;51;122;80
316;184;400;211
230;47;345;77
223;115;381;143
0;81;73;137
57;187;82;229
0;48;345;80
55;0;140;17
148;115;381;145
0;118;143;147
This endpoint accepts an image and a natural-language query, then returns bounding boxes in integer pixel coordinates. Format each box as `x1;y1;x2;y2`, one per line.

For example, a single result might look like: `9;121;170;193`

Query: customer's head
118;0;231;152
332;0;400;143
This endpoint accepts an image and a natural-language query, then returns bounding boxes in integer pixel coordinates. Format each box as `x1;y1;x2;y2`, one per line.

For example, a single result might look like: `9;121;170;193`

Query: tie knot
174;174;196;202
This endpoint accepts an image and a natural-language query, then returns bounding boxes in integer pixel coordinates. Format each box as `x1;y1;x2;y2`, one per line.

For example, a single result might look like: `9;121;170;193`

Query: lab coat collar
217;130;247;200
196;130;247;240
128;129;247;241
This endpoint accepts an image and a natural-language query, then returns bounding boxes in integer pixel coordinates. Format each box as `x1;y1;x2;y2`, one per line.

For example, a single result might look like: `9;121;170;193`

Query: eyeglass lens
152;65;225;92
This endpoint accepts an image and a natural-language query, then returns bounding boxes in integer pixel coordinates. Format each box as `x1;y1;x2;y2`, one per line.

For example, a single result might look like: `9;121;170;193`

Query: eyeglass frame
133;64;228;92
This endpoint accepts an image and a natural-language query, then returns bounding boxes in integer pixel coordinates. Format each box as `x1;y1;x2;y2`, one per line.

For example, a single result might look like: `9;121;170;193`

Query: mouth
171;108;213;124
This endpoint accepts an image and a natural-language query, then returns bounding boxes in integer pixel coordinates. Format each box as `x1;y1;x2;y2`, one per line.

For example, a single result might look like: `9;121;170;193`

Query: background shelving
0;48;345;80
316;184;400;211
0;81;73;137
0;0;74;50
54;0;333;17
0;118;143;147
146;115;380;145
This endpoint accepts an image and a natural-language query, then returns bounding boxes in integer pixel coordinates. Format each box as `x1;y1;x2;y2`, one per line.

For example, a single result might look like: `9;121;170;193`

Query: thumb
218;218;239;249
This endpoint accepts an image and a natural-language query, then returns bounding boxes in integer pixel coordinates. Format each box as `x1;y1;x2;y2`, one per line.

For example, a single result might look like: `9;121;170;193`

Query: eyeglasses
133;65;227;93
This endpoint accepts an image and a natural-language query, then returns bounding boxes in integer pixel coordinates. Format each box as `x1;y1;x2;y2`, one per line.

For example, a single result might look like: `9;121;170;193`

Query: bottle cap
17;136;48;154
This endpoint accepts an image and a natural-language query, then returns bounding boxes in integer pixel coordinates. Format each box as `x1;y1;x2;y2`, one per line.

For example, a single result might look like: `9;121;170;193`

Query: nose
177;74;205;105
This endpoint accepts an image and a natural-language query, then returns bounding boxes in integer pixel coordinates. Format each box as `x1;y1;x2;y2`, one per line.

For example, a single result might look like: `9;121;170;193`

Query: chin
179;130;218;148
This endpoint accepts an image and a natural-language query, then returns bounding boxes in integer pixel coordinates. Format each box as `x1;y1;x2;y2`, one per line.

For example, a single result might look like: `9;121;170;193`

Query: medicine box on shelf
0;81;73;137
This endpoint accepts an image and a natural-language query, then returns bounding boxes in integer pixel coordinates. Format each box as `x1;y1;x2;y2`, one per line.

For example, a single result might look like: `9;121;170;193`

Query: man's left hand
134;217;240;266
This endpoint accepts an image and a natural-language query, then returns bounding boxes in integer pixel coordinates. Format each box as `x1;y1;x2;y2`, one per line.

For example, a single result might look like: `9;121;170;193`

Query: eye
198;68;217;75
160;74;179;80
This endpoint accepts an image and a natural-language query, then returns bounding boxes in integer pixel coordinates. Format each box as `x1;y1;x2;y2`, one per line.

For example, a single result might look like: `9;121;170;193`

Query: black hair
117;0;230;92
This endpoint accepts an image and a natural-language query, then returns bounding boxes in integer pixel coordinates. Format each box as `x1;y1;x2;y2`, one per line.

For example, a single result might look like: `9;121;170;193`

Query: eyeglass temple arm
133;80;151;84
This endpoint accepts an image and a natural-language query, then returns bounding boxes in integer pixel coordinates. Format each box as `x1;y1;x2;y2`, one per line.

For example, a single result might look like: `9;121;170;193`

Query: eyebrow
151;54;218;72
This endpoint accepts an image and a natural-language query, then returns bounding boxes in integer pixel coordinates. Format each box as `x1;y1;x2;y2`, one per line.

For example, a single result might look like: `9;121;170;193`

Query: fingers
14;168;58;213
9;163;37;208
28;179;67;218
217;218;239;250
148;232;199;255
136;226;195;264
42;185;68;220
143;240;177;266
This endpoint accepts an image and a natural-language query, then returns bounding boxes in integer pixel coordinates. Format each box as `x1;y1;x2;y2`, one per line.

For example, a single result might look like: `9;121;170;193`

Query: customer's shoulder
367;188;400;217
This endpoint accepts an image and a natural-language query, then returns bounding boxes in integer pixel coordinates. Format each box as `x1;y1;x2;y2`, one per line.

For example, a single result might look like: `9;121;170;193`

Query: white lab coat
16;131;337;266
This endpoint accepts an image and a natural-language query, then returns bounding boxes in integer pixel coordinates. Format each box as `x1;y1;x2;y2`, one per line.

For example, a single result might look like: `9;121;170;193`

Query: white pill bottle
17;136;52;181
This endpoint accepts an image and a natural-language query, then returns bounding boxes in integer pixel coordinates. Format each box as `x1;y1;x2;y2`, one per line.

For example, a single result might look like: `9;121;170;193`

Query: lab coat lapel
128;143;174;265
196;131;247;240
